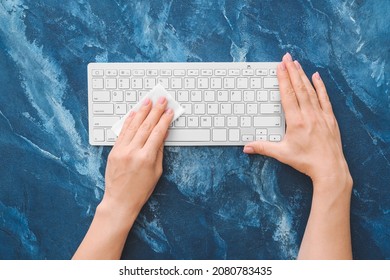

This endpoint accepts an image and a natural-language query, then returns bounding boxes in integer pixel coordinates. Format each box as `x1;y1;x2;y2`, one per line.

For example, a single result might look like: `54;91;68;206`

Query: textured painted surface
0;0;389;259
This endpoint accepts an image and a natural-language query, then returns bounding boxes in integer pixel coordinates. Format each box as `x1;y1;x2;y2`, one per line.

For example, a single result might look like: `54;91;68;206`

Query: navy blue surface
0;0;389;259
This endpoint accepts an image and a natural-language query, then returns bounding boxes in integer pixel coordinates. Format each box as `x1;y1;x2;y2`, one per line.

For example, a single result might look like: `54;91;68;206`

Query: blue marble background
0;0;389;259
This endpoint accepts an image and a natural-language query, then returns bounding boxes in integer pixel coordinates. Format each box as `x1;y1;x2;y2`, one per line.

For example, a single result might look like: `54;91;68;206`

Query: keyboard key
188;69;199;76
247;103;258;114
241;116;251;127
131;78;143;89
256;135;267;141
191;91;202;102
174;116;186;127
234;104;245;114
125;91;137;102
201;69;213;76
237;77;248;89
92;69;104;76
200;116;212;127
92;78;104;89
119;70;131;76
93;129;105;142
243;90;255;101
204;90;215;101
250;77;262;88
257;90;268;101
243;69;254;76
270;91;281;101
105;78;117;89
174;69;186;76
230;90;242;101
270;69;277;76
160;69;172;76
93;104;114;114
187;116;199;127
270;134;281;141
242;135;254;141
229;69;240;76
182;104;192;115
112;91;124;102
184;78;196;89
224;77;235;88
256;69;268;76
264;77;278;89
256;129;267;135
207;104;218;114
261;104;281;114
171;78;182;88
217;90;228;101
93;91;110;102
229;129;240;141
177;91;189;102
215;69;227;76
145;78;156;89
93;117;120;127
213;129;227;141
157;77;169;88
221;104;232;114
197;77;209;89
194;103;206;114
118;78;130;89
254;116;281;127
146;69;158;76
227;116;238;127
133;70;145;76
106;129;117;142
210;77;222;89
167;129;211;142
213;116;225;127
105;69;117;76
115;104;127;115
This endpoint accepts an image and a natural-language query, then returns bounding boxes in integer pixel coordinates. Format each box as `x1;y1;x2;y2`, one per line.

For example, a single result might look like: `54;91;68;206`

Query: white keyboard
88;62;285;146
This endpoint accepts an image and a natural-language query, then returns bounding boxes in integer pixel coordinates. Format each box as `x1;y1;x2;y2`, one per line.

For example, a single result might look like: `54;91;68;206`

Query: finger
283;53;313;112
132;97;169;147
143;108;174;153
277;61;300;121
243;140;284;161
312;72;334;115
293;60;321;111
156;142;164;167
120;98;152;145
115;110;136;146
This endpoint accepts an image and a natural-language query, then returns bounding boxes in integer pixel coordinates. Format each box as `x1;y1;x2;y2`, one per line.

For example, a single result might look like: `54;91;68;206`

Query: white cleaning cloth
111;84;185;136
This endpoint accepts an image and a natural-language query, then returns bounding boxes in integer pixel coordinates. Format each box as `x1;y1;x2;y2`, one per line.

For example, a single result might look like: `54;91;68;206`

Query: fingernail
284;52;292;62
158;96;166;104
279;62;286;71
243;146;254;153
165;108;173;115
314;72;321;80
294;60;301;69
143;98;150;106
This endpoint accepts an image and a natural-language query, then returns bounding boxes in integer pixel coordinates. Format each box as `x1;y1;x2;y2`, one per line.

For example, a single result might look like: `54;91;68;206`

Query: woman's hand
244;53;352;190
73;97;173;259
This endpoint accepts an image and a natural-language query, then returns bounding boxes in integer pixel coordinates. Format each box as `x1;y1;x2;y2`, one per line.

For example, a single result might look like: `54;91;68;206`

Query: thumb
243;141;283;160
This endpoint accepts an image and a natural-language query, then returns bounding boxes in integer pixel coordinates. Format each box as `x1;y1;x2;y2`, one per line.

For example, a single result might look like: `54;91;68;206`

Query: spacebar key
166;129;211;142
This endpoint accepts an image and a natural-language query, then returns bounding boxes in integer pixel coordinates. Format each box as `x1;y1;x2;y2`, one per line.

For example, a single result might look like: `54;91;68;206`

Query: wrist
96;197;140;234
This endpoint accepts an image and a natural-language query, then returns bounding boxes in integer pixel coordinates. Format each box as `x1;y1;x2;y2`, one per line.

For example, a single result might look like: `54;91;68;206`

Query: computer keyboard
88;62;285;146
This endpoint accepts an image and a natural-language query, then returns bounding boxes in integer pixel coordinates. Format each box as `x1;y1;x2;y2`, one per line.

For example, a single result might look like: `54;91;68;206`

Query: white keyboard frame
88;62;285;146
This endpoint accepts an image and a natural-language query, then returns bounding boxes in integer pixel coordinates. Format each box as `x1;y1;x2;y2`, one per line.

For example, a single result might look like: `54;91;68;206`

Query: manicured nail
314;72;321;80
284;52;292;62
143;98;150;106
165;108;173;115
158;96;166;104
294;60;301;69
243;146;254;153
279;62;286;71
